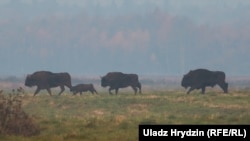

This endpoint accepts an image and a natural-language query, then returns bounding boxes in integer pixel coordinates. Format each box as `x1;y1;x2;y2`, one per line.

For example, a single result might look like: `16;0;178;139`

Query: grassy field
1;88;250;141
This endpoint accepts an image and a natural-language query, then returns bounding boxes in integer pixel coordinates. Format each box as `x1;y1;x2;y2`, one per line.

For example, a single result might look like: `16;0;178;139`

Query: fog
0;0;249;77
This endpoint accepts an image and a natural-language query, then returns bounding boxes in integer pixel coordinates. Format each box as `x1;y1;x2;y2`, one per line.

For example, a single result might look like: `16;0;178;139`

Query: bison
25;71;72;96
101;72;142;94
181;68;228;94
70;84;98;95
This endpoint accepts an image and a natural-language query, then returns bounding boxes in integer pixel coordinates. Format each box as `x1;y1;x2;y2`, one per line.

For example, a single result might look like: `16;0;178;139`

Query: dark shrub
0;89;40;136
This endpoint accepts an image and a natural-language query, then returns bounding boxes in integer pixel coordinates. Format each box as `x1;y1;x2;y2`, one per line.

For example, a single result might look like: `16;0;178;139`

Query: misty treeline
1;7;250;75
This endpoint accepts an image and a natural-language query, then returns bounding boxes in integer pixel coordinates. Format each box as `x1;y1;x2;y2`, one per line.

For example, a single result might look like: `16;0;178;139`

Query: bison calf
70;84;98;95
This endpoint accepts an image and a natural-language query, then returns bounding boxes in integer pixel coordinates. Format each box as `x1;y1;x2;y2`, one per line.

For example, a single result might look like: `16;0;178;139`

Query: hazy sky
0;0;250;77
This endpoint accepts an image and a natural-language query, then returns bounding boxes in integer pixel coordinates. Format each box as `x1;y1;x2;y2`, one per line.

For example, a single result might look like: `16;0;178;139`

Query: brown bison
181;68;228;94
101;72;142;94
70;84;98;95
25;71;72;96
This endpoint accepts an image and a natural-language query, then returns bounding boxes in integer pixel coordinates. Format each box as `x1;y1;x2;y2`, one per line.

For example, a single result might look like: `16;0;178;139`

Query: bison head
25;75;36;87
181;74;191;89
100;76;108;87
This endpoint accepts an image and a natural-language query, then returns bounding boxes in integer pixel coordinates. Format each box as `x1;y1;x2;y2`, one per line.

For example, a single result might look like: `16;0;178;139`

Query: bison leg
93;89;98;94
115;88;119;95
218;82;228;93
90;90;97;94
46;88;52;96
73;91;77;95
90;88;98;94
224;83;228;93
89;90;94;94
201;86;206;94
137;82;142;94
108;87;113;95
58;86;65;96
187;87;195;94
131;86;137;94
34;87;41;96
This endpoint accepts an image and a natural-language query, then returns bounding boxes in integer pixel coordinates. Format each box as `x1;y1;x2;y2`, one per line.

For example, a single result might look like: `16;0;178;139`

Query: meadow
0;86;250;141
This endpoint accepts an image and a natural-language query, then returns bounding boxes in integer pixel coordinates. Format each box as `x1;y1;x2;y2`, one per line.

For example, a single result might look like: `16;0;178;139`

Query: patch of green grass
1;89;250;141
